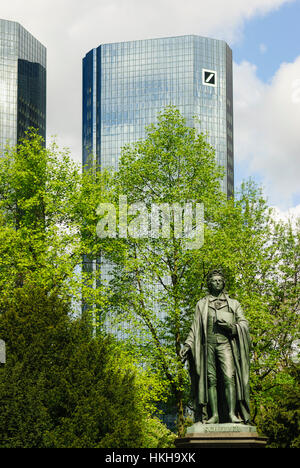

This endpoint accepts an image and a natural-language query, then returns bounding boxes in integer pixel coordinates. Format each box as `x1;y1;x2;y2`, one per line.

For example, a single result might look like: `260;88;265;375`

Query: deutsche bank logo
202;69;217;87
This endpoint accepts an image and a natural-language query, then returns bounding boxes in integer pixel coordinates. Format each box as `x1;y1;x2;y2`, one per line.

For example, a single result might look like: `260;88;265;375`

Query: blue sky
230;0;300;212
1;0;300;215
233;1;300;82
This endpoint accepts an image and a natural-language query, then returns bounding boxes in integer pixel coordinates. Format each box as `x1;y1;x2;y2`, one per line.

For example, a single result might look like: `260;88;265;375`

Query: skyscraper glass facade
0;19;46;152
83;34;234;196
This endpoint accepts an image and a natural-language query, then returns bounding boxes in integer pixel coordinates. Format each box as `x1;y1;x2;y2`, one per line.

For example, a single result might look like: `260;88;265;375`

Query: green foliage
0;129;106;310
256;363;300;448
0;113;298;446
94;106;226;434
0;285;173;448
140;417;176;448
0;131;174;448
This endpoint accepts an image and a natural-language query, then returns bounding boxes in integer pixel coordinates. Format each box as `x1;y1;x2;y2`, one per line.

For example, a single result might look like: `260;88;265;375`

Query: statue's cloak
184;295;251;422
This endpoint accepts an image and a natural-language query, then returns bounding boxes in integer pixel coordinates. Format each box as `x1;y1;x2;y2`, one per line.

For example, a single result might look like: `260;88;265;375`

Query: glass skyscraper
83;34;234;196
0;19;46;152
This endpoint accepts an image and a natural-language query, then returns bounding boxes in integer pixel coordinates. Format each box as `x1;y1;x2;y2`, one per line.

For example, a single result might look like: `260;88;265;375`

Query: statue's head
207;269;225;295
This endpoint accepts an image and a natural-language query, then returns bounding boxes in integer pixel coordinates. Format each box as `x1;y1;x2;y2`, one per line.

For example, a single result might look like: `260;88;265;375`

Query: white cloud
234;56;300;209
270;204;300;226
259;43;267;54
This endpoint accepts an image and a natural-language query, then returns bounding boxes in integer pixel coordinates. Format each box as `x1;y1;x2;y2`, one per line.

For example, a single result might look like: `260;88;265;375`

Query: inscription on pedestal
204;426;240;432
175;423;267;449
186;422;258;434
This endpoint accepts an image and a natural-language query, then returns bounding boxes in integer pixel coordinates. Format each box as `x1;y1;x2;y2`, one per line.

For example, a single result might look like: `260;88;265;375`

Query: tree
1;117;298;444
0;129;105;313
0;131;174;448
93;107;226;435
256;362;300;448
93;107;300;437
0;284;174;448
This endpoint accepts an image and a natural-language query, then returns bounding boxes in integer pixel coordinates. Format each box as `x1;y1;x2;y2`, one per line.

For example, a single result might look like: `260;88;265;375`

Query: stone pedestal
175;423;267;449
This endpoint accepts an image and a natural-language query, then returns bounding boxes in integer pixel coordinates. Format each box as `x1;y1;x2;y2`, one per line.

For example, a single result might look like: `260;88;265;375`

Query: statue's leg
225;381;240;423
219;342;240;423
206;386;219;424
206;343;219;424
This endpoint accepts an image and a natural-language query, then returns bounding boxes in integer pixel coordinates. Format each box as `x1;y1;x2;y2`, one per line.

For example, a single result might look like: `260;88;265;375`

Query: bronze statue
181;269;251;424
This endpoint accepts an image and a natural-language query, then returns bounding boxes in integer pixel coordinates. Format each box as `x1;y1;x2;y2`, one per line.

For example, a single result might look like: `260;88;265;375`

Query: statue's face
208;275;224;294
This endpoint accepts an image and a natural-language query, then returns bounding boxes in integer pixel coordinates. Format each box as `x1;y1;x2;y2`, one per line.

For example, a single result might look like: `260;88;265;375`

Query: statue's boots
206;386;219;424
225;383;240;423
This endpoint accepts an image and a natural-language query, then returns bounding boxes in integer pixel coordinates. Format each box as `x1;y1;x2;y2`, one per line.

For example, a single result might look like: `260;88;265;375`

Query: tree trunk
176;388;185;437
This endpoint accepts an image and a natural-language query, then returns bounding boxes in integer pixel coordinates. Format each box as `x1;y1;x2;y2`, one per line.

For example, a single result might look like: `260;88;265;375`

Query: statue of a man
181;269;251;424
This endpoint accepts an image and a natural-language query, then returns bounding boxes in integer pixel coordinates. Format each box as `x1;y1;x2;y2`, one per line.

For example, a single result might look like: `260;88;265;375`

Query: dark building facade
0;19;46;151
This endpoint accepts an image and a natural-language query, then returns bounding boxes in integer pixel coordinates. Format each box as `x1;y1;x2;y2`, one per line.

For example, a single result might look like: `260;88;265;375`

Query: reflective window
0;19;46;152
82;35;233;195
